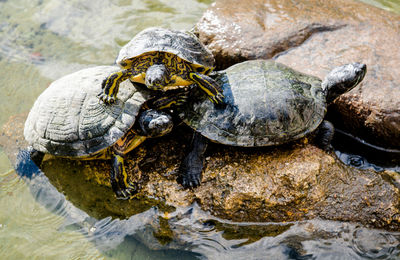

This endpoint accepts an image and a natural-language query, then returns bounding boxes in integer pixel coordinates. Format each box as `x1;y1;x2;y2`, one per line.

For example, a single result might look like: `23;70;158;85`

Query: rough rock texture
195;0;400;148
2;114;400;230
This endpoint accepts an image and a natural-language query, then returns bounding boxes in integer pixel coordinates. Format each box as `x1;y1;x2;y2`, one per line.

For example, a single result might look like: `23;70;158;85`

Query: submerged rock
195;0;400;149
2;114;400;231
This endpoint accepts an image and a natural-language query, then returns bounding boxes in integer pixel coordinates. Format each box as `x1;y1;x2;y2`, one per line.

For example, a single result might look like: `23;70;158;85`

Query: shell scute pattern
24;66;151;157
117;27;214;69
41;90;83;143
180;60;326;146
78;96;114;141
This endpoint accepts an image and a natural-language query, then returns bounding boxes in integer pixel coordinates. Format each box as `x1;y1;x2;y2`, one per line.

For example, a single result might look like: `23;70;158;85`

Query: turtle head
138;109;173;138
322;62;367;104
145;64;170;91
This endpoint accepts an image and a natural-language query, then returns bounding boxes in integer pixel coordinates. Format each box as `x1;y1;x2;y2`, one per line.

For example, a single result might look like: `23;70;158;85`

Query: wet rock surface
2;114;400;231
195;0;400;148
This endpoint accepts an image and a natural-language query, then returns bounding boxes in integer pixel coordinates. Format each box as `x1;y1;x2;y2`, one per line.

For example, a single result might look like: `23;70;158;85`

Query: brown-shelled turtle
24;66;178;198
177;60;367;188
98;27;224;105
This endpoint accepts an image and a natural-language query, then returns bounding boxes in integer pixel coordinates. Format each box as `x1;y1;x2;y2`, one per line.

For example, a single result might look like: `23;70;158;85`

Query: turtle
176;59;367;188
98;27;224;106
24;66;180;198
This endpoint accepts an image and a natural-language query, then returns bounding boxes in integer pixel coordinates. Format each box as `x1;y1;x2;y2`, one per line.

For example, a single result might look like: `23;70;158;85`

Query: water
0;0;400;259
359;0;400;13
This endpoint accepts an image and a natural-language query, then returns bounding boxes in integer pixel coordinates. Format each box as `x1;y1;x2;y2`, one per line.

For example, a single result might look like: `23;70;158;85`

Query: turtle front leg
314;120;335;151
110;152;138;198
189;72;224;104
98;69;132;104
177;132;209;188
110;132;147;199
109;110;174;198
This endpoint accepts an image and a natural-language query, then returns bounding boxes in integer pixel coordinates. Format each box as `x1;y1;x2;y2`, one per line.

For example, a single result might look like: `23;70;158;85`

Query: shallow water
359;0;400;13
0;0;400;259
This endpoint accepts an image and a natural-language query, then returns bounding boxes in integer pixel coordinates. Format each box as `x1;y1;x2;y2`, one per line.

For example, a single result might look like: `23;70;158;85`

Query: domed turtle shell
24;66;151;157
179;60;326;147
116;27;215;68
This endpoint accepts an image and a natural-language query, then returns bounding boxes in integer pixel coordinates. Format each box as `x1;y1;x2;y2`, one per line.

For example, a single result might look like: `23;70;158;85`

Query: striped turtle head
138;109;173;138
145;64;170;90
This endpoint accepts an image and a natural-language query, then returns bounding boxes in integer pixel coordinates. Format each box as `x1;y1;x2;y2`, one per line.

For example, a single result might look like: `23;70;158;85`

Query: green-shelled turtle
24;66;176;198
177;60;367;188
98;27;224;105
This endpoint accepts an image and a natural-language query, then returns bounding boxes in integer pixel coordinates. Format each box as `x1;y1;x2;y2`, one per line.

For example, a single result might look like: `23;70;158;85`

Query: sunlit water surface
1;0;400;259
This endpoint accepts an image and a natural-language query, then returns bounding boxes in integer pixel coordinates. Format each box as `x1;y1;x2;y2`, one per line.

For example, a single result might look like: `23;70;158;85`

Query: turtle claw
98;93;115;104
216;93;225;103
113;181;139;199
177;172;201;189
209;92;225;105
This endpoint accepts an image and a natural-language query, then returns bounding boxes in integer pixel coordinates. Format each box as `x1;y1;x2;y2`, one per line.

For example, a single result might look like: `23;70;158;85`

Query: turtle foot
177;132;208;189
110;153;140;199
110;179;139;199
209;92;225;105
177;170;201;189
98;93;116;104
115;186;139;199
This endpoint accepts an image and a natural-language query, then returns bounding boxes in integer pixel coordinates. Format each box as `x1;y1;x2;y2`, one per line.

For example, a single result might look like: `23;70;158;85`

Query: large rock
195;0;400;148
2;114;400;230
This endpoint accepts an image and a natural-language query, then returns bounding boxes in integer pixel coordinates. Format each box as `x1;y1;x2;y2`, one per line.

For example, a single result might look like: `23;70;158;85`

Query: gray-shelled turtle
177;60;367;188
24;66;175;198
99;27;224;105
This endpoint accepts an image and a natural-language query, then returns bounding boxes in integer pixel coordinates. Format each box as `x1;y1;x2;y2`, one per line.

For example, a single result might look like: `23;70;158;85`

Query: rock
195;0;400;148
2;114;400;231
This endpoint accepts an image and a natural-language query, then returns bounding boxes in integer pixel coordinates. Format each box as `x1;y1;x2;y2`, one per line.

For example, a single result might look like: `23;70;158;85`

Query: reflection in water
333;128;400;173
13;150;200;259
9;150;400;259
0;0;212;258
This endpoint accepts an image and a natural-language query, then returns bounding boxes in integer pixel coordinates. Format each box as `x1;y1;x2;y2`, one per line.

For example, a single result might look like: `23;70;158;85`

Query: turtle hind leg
315;120;335;151
189;72;225;104
177;132;208;188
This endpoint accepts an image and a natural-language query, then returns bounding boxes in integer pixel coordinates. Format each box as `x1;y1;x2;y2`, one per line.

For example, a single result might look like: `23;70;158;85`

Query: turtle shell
179;60;326;147
116;27;215;69
24;66;151;157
